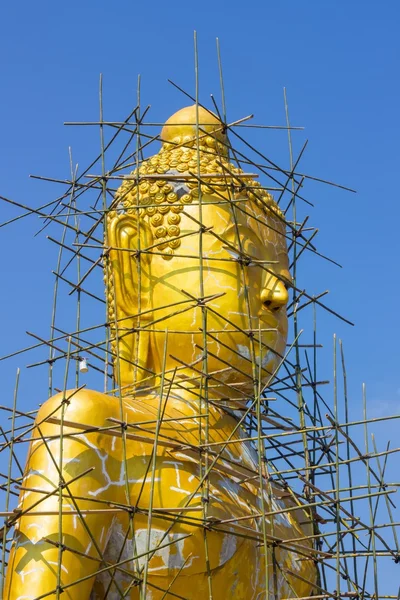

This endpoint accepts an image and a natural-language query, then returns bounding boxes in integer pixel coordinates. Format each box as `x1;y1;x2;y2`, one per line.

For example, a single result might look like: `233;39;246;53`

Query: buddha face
146;198;290;398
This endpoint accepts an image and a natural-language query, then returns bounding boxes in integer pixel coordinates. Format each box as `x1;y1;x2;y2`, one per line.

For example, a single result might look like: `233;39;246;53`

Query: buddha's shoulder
36;388;120;425
37;388;210;426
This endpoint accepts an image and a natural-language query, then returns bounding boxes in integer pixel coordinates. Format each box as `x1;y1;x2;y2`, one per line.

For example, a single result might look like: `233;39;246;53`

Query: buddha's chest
89;472;264;600
89;448;310;600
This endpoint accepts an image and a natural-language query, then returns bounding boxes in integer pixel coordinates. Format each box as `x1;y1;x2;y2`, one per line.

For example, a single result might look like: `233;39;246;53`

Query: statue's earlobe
106;212;153;388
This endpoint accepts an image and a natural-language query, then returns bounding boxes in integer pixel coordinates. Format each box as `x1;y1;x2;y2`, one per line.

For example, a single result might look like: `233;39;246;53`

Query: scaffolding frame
0;35;398;600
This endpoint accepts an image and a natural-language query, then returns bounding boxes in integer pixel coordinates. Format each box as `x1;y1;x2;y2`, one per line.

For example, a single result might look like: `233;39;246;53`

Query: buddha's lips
257;310;287;332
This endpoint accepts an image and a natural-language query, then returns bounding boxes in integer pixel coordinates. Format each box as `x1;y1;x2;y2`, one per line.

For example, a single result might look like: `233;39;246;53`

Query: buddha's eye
221;226;263;263
242;237;263;263
243;240;259;260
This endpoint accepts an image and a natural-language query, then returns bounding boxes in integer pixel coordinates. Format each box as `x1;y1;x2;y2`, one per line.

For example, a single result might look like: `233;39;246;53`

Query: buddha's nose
260;277;289;313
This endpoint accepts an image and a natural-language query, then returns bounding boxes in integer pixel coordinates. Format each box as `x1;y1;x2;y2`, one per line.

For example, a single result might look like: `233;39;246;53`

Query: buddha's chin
204;344;284;400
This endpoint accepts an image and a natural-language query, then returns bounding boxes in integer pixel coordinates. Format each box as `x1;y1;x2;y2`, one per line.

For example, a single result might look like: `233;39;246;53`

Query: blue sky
0;0;399;592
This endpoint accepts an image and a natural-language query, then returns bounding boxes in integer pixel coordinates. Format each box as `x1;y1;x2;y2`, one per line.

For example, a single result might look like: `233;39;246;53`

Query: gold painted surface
4;106;317;599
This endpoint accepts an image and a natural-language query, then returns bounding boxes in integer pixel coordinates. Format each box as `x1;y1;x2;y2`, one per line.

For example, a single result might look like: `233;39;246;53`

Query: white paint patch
133;528;193;573
85;541;92;555
48;561;68;574
170;485;191;495
99;526;105;544
220;534;237;564
24;469;45;480
102;523;194;579
237;344;251;360
16;565;45;584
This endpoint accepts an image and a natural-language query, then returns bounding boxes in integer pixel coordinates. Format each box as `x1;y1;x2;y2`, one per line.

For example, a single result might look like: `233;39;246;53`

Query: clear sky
0;0;399;592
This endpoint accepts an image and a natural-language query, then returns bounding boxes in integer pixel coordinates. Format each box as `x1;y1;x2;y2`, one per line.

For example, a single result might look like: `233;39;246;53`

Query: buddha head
105;105;291;401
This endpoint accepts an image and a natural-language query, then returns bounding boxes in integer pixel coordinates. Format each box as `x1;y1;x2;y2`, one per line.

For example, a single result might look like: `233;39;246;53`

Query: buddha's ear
107;212;153;388
107;212;153;317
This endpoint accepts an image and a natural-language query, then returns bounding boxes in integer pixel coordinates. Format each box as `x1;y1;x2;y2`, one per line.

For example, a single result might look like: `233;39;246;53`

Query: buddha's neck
117;375;248;415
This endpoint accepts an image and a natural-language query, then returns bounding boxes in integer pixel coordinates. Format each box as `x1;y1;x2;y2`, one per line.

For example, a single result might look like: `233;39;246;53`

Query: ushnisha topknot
160;104;228;153
108;104;285;260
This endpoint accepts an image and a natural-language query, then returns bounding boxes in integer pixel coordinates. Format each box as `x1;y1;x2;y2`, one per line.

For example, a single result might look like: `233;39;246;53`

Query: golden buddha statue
4;106;317;598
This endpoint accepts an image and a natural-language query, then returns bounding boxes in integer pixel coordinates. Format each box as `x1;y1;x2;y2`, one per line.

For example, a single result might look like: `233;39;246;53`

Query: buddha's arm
3;389;122;600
